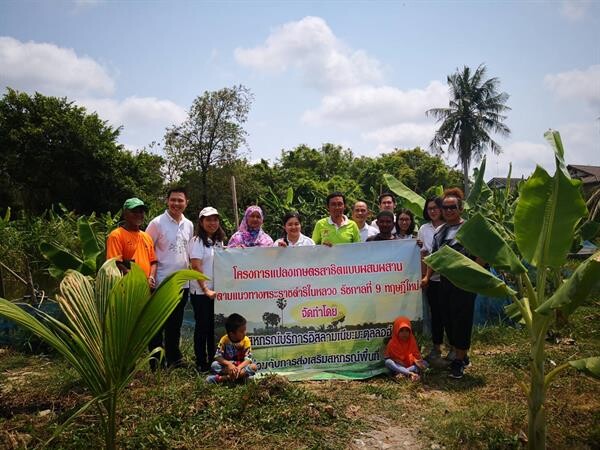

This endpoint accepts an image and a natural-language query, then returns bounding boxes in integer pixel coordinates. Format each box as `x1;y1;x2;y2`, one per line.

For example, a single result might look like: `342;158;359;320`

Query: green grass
1;304;599;449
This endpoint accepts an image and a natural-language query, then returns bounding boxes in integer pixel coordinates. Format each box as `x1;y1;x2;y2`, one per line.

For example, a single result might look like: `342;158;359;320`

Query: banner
213;240;422;380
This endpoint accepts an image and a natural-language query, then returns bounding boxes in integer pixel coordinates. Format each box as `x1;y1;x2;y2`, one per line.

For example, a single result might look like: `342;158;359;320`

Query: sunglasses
442;205;459;211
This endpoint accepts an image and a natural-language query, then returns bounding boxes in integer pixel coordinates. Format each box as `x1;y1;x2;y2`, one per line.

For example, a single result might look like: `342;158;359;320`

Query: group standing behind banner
105;187;482;382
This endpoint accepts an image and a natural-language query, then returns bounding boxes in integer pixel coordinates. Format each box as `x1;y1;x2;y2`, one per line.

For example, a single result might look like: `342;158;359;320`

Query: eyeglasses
442;205;459;211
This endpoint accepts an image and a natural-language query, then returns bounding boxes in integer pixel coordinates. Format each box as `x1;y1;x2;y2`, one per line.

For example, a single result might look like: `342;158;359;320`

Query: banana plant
40;216;103;278
425;130;600;449
384;157;490;219
0;260;206;449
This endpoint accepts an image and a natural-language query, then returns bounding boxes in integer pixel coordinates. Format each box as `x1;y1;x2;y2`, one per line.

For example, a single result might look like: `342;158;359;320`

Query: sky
1;0;599;180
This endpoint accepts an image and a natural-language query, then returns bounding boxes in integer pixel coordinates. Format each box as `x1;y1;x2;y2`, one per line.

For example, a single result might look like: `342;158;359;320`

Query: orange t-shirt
105;227;157;277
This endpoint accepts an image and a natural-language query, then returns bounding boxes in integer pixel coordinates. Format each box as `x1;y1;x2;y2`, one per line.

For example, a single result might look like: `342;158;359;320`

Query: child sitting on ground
384;316;428;382
207;313;258;383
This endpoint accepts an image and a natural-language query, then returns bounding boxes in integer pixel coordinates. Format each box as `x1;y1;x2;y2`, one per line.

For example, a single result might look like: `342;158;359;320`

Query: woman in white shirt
189;206;225;372
273;211;315;247
417;197;445;363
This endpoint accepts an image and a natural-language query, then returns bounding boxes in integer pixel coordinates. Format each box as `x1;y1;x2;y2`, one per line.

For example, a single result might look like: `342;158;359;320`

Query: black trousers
148;288;189;367
426;280;445;346
440;277;476;351
190;293;215;370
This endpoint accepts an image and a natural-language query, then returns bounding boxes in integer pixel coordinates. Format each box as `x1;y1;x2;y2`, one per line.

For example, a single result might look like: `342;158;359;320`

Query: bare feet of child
409;372;420;382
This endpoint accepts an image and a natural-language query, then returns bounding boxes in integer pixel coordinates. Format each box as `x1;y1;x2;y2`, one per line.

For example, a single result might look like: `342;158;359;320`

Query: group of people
105;186;476;382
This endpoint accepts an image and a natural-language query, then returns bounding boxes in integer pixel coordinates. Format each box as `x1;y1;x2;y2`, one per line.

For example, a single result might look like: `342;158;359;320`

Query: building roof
567;165;600;185
487;177;523;189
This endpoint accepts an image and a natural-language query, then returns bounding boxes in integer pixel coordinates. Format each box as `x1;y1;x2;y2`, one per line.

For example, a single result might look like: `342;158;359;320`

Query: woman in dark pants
188;207;226;372
417;197;445;362
423;188;477;379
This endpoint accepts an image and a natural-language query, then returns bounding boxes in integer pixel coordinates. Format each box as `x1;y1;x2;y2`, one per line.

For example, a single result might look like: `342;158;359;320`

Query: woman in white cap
188;206;225;372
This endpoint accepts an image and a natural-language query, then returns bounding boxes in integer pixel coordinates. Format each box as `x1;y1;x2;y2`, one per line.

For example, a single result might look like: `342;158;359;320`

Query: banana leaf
425;245;516;298
383;173;425;218
457;212;526;273
569;357;600;379
514;131;587;269
536;251;600;317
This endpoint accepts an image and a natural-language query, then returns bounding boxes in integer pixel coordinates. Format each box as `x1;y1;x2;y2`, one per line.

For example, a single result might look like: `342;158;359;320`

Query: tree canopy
0;88;164;215
164;85;253;207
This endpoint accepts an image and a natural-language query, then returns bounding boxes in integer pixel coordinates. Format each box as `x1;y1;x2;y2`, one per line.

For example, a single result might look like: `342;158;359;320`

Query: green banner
214;240;422;380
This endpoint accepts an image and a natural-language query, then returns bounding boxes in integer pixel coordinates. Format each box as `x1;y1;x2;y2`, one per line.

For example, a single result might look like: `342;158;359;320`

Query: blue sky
1;0;599;180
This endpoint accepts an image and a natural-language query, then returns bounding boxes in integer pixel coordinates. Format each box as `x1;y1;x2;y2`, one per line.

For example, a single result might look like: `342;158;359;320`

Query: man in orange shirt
106;197;157;287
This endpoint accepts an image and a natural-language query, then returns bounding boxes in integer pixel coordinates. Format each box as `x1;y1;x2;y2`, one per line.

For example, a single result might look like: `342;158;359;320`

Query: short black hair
167;186;187;199
326;192;345;206
378;192;396;205
422;197;443;221
376;210;394;221
225;313;247;334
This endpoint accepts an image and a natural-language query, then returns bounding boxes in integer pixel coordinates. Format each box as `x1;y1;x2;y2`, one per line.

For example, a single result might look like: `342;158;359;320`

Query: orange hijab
385;316;421;367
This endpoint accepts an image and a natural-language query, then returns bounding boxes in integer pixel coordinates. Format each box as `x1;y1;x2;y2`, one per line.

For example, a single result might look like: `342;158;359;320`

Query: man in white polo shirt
146;187;194;369
351;200;378;242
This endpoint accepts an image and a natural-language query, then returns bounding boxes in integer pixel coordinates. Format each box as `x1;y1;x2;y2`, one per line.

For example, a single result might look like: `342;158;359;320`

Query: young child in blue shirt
206;313;258;383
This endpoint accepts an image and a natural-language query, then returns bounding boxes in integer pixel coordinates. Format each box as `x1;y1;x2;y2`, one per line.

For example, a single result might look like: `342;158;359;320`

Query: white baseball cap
199;206;219;218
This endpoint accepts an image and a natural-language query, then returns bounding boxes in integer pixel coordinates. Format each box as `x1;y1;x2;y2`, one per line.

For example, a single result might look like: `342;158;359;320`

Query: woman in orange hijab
384;316;428;381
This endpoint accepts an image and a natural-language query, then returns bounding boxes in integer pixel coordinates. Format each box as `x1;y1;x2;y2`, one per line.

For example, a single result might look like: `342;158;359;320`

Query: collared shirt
188;237;223;292
312;215;361;245
273;233;315;247
358;223;378;242
146;210;194;284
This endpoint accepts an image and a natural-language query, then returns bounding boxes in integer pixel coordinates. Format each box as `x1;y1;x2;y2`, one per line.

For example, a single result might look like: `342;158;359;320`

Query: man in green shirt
312;192;361;245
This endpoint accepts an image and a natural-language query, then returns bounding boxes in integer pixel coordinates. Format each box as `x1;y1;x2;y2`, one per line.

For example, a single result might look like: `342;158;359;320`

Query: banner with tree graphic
213;240;422;380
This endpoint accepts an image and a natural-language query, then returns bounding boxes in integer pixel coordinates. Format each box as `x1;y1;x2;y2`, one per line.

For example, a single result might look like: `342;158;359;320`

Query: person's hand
322;241;333;247
416;239;423;248
148;276;156;289
224;361;236;375
277;240;288;247
230;364;241;379
420;276;429;289
409;372;420;382
205;289;216;300
415;359;426;370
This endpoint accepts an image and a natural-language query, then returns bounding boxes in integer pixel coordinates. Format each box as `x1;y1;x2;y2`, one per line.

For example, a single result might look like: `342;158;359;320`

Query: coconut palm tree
0;260;205;449
427;64;511;197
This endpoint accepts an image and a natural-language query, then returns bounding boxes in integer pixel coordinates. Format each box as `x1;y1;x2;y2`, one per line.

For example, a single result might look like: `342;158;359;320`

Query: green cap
122;197;148;211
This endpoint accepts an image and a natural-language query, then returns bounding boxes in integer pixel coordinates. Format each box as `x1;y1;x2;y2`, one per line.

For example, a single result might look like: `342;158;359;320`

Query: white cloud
488;121;600;180
544;64;600;109
559;121;600;164
362;123;438;154
78;97;187;150
0;36;115;96
235;16;383;91
235;17;449;157
489;140;554;180
302;81;447;128
560;0;592;21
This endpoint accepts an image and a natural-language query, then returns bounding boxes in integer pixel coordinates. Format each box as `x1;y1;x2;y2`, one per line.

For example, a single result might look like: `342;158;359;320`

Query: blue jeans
210;360;257;378
385;358;427;376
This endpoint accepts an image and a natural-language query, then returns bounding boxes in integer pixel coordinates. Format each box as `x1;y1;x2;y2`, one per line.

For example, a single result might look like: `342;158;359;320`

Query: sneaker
463;355;471;368
448;359;464;379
